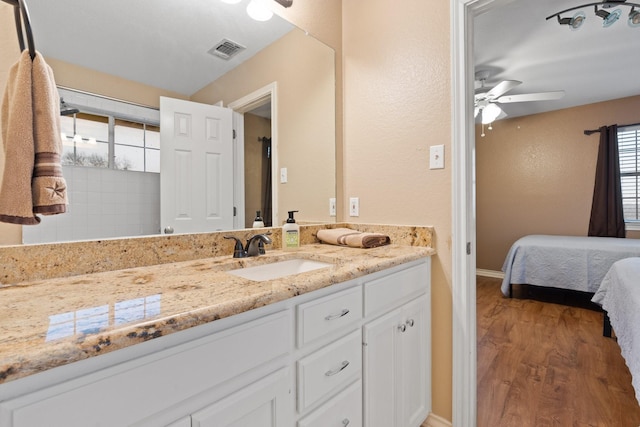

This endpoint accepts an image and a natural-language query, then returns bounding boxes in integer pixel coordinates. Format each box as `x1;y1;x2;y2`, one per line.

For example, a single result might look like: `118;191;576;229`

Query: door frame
228;82;279;228
452;0;506;425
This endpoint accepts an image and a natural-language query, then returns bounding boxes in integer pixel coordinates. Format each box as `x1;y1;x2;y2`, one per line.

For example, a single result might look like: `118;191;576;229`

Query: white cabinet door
363;308;402;427
363;294;430;427
398;295;430;427
191;368;291;427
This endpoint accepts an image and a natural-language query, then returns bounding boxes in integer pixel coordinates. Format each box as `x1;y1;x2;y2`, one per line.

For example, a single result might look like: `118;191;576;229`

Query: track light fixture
557;11;587;29
595;5;622;26
629;7;640;26
547;0;640;29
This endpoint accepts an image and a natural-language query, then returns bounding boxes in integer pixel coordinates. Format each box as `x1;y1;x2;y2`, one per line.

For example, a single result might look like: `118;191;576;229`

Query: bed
501;235;640;297
592;257;640;404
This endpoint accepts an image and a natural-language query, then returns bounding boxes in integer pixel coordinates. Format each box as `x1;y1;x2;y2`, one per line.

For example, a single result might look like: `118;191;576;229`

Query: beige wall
477;95;640;272
343;0;453;420
191;28;336;225
48;58;187;108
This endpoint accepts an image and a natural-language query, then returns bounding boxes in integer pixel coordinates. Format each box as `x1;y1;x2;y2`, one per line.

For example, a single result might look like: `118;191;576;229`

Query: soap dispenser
252;210;264;228
282;210;300;250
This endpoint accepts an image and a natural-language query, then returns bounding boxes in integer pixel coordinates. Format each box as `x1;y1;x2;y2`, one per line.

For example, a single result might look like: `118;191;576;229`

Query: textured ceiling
474;0;640;120
26;0;294;96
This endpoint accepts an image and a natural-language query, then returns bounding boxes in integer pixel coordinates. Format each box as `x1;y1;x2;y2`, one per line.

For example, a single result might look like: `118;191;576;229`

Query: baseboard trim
424;413;453;427
476;268;504;279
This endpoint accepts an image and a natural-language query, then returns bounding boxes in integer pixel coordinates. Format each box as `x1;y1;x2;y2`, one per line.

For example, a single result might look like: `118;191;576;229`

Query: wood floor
477;276;640;427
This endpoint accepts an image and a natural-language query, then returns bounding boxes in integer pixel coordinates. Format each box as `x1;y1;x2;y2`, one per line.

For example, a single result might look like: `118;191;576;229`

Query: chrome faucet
224;232;272;258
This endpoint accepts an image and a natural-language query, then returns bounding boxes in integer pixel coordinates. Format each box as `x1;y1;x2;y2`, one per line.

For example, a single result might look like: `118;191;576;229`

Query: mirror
16;0;336;244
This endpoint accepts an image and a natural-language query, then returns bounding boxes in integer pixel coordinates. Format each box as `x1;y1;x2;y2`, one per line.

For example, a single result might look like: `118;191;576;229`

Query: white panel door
160;97;234;234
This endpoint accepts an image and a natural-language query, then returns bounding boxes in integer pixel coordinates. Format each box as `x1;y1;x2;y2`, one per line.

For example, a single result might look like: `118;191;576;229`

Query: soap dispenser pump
282;210;300;250
252;211;264;228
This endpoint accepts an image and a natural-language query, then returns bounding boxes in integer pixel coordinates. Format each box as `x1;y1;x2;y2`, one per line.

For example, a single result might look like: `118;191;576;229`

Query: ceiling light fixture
629;6;640;26
595;5;622;26
246;0;273;21
547;0;640;29
557;11;587;29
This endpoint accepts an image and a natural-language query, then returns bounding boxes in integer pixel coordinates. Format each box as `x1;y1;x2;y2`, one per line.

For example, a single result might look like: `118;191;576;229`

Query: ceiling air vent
208;39;246;60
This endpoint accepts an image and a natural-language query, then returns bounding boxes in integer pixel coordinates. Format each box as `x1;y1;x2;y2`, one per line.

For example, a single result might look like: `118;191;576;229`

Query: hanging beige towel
31;52;67;215
317;227;391;249
0;50;67;225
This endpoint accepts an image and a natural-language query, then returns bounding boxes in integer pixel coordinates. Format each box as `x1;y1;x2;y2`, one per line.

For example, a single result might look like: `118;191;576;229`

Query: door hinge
466;242;471;255
233;129;236;139
233;206;237;216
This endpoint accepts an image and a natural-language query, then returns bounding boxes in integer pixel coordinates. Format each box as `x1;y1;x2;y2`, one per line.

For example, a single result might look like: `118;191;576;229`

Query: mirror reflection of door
160;97;234;234
243;101;272;228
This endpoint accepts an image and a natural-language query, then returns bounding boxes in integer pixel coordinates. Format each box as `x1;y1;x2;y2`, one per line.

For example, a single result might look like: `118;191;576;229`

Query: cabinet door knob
325;360;350;376
342;419;350;426
406;319;415;327
325;308;350;321
398;324;407;332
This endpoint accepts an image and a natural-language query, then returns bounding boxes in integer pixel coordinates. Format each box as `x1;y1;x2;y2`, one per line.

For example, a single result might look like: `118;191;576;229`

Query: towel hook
2;0;36;60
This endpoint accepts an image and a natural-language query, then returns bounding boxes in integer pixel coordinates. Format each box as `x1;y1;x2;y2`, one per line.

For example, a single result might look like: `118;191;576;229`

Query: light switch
280;167;288;183
329;198;336;216
430;145;444;169
349;197;359;217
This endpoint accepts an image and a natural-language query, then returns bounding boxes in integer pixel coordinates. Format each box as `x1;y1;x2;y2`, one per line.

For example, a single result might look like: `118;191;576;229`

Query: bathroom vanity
0;243;433;427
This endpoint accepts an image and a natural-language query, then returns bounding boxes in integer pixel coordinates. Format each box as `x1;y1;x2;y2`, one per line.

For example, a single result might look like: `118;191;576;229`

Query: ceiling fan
474;70;565;131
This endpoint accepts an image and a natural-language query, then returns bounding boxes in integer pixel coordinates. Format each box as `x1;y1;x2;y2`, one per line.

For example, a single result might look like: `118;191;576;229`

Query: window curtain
588;125;625;238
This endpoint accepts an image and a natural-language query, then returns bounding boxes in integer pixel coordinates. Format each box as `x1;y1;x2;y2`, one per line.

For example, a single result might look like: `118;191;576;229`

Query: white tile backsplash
23;166;160;244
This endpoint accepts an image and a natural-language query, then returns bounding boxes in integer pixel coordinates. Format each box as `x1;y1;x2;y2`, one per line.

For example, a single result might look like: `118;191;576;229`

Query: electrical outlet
280;167;288;183
329;198;336;216
430;145;445;169
349;197;359;217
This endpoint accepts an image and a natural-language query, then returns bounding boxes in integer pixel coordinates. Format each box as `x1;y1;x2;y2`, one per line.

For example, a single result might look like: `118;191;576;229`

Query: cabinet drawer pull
398;324;406;332
325;308;350;321
342;419;350;426
325;360;350;376
406;319;415;327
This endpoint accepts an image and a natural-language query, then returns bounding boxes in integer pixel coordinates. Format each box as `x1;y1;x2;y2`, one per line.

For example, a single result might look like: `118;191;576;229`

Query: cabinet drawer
297;286;362;347
364;261;429;317
297;380;362;427
297;330;362;412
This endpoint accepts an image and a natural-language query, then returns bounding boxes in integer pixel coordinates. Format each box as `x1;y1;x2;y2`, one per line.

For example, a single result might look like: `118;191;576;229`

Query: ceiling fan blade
496;91;565;103
485;80;521;100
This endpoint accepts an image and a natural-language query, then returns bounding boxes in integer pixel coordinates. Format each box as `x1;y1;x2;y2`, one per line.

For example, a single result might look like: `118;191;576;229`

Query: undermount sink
227;258;333;282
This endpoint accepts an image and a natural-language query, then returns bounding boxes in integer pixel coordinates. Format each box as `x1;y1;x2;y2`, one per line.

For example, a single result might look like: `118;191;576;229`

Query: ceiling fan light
629;9;640;27
481;103;501;125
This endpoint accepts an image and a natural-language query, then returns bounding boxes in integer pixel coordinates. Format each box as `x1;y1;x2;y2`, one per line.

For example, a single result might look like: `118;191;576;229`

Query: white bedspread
592;257;640;404
501;235;640;296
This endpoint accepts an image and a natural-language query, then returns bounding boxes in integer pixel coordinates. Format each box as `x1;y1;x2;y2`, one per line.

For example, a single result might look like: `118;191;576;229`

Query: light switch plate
430;145;445;169
280;167;288;183
329;198;336;216
349;197;359;217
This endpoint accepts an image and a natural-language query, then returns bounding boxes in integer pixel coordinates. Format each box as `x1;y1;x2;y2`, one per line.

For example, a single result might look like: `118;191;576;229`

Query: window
59;100;160;172
618;124;640;222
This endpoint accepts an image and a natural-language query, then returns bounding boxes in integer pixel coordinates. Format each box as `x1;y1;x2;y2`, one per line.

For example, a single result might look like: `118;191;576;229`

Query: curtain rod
584;122;640;136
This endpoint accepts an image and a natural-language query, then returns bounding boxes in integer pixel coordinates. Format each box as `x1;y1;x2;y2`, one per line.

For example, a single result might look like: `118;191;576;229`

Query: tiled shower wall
23;166;160;244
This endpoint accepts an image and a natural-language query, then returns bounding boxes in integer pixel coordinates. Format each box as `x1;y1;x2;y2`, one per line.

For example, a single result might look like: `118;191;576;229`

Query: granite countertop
0;243;434;385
